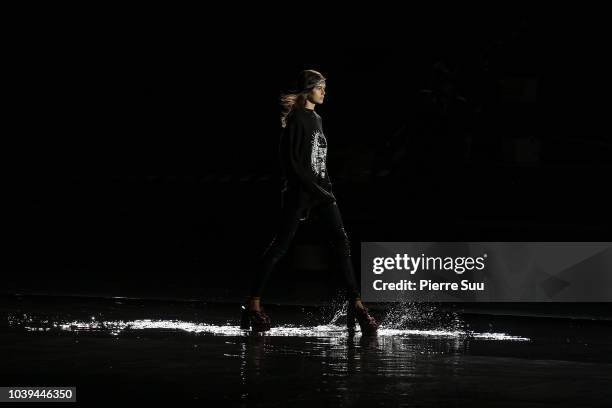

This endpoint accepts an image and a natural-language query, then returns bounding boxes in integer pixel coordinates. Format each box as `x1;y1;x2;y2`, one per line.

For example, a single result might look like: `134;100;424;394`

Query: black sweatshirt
279;106;336;221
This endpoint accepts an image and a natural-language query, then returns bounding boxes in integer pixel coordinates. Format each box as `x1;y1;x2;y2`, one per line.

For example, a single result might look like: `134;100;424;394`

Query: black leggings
249;197;361;302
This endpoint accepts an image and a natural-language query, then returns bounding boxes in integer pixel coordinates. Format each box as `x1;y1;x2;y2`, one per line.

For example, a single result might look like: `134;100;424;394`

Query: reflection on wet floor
1;295;611;406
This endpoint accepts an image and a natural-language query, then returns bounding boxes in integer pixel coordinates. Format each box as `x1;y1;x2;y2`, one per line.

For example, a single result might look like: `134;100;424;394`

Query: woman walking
241;70;378;336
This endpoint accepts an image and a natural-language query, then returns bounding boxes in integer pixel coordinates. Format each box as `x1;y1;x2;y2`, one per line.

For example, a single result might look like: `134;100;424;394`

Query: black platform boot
240;304;271;332
347;302;378;336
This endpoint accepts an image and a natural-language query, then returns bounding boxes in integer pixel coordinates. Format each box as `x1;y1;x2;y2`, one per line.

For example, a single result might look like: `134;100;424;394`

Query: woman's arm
322;162;333;193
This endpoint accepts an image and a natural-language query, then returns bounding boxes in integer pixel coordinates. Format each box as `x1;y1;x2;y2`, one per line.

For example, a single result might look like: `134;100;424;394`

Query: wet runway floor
1;294;611;406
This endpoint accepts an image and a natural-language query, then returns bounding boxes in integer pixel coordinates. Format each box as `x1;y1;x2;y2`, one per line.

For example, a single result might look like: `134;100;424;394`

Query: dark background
9;11;611;304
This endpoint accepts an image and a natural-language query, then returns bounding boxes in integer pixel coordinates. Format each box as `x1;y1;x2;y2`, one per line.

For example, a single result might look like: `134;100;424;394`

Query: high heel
346;303;378;336
240;304;271;332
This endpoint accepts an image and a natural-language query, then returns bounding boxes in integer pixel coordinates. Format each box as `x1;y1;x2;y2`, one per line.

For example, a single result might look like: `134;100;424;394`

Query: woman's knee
329;229;351;257
261;236;292;261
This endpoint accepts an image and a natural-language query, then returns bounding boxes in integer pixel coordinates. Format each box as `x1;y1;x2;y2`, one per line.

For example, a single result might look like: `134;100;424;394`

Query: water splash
379;300;465;332
10;318;528;340
5;303;529;341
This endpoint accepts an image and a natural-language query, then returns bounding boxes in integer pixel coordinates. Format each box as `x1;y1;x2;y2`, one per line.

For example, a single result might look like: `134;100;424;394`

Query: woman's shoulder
286;109;307;126
291;107;322;123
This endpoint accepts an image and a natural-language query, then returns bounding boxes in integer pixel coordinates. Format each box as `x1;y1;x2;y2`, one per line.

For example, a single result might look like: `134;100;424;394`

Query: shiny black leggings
249;199;361;302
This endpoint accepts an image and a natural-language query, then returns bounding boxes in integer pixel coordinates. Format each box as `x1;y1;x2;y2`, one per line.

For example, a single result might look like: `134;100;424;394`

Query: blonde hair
279;70;326;128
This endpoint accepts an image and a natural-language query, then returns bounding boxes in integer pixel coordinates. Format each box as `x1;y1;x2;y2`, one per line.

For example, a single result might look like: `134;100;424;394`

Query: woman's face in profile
307;84;326;105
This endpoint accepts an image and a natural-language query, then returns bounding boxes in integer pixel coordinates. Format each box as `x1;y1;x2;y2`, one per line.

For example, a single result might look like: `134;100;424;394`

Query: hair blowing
279;70;326;128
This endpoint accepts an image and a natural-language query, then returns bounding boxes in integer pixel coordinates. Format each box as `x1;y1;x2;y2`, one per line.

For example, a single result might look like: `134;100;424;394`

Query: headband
297;78;326;93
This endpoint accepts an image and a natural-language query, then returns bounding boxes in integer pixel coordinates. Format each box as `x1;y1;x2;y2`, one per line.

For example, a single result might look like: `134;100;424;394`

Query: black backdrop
9;11;611;303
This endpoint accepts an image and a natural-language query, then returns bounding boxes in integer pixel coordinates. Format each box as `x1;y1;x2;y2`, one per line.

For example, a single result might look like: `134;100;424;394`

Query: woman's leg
311;201;361;303
248;197;305;305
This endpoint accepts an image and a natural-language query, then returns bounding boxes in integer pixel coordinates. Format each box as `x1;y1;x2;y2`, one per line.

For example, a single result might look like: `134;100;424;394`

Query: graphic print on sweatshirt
310;130;328;179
